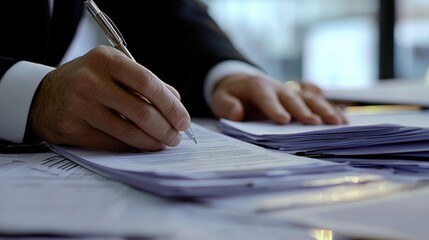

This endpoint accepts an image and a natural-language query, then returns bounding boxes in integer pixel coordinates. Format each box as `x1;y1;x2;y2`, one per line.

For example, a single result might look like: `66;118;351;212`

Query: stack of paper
217;110;429;176
318;157;429;176
219;119;429;157
0;152;328;239
50;124;378;198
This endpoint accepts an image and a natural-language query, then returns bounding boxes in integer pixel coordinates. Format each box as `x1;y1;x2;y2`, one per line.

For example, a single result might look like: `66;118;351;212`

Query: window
395;0;429;80
204;0;429;87
202;0;378;88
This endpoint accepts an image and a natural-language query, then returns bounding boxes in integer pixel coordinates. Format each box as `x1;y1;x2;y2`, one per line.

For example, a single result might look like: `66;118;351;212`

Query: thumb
212;93;245;121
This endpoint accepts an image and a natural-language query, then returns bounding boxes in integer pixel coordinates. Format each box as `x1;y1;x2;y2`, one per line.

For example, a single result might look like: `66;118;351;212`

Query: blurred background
201;0;429;89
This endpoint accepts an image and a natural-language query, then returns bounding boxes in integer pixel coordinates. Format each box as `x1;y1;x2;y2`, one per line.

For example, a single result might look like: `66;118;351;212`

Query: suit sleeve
99;0;257;117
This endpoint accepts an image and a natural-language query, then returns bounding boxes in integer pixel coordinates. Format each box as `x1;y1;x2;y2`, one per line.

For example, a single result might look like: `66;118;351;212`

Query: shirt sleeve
0;61;54;143
203;60;268;106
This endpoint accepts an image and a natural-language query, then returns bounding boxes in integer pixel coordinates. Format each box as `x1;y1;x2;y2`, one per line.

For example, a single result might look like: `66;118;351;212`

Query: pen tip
184;128;197;144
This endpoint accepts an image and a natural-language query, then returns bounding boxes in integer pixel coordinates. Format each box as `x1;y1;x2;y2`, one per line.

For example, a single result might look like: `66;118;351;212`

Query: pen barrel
93;13;121;44
115;44;135;61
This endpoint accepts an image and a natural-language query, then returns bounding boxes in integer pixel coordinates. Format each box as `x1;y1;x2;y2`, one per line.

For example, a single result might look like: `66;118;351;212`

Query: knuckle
136;72;162;96
136;106;153;122
164;99;180;117
76;76;100;95
91;45;115;58
90;45;124;70
301;91;319;101
66;68;101;97
251;77;267;89
54;112;80;138
88;46;112;62
240;76;266;92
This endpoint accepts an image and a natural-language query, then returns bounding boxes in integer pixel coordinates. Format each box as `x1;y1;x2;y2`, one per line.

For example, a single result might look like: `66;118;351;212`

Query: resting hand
210;74;347;125
29;46;190;151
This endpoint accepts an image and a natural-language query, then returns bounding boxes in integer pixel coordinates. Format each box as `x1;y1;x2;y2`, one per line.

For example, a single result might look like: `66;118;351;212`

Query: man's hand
29;46;191;151
210;74;347;125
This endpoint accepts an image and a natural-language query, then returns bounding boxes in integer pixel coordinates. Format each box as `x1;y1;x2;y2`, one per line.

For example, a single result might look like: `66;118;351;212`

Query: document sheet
218;111;429;158
50;124;362;198
0;152;319;239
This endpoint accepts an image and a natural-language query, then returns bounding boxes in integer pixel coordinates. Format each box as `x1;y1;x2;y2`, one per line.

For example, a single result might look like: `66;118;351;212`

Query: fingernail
308;114;322;125
279;112;291;124
326;114;342;124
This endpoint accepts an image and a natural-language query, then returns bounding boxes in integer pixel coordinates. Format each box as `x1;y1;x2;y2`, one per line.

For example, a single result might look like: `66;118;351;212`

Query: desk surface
2;117;429;240
324;79;429;107
0;145;350;240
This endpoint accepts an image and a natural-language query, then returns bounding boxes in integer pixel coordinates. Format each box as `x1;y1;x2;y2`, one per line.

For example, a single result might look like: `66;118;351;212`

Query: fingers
100;47;190;132
211;90;245;121
299;81;322;94
277;84;348;124
53;121;163;152
283;81;347;124
80;47;187;149
91;83;182;147
83;105;180;150
211;74;347;125
298;91;348;124
282;80;346;124
277;90;323;125
212;75;292;124
30;46;189;151
60;126;138;151
165;83;181;100
244;85;292;124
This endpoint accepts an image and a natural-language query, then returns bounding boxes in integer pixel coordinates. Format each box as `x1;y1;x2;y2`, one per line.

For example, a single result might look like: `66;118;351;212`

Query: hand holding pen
84;0;197;144
29;3;196;151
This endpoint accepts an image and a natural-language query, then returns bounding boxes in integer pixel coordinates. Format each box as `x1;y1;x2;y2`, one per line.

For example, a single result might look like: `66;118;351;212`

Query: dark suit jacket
0;0;249;117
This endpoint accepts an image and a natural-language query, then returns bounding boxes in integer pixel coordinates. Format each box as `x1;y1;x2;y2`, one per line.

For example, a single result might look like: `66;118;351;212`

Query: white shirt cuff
203;60;267;106
0;61;54;143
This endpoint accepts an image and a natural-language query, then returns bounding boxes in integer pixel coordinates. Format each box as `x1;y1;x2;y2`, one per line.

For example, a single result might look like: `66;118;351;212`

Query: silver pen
84;0;197;144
